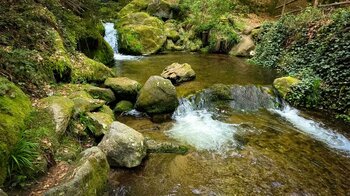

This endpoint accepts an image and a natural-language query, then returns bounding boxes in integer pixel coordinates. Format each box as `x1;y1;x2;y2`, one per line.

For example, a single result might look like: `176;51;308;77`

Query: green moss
118;0;151;17
0;77;32;185
273;76;301;98
114;100;134;113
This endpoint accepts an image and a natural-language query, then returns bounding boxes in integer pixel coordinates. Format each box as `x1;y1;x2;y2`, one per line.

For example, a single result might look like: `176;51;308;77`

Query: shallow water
114;53;276;96
109;54;350;195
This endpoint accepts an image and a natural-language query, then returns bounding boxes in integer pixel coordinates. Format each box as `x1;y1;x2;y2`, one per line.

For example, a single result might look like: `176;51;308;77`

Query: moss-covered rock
161;63;196;84
164;20;180;41
71;53;114;83
85;85;116;104
114;100;134;113
86;112;114;137
55;136;82;162
147;0;180;20
104;77;141;101
98;121;147;168
117;12;166;55
0;77;32;185
273;76;301;98
117;0;152;18
145;139;188;154
136;76;178;114
38;96;74;135
69;91;106;117
98;105;115;118
45;147;109;196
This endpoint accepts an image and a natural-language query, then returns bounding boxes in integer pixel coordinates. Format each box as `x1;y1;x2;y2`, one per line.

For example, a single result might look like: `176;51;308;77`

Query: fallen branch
276;0;298;9
318;1;350;8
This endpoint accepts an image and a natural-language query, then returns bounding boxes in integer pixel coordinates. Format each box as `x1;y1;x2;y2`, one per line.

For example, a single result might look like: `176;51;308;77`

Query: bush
251;7;350;116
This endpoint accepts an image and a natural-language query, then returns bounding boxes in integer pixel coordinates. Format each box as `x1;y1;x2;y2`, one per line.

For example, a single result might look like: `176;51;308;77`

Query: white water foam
166;99;237;153
103;22;141;61
272;105;350;154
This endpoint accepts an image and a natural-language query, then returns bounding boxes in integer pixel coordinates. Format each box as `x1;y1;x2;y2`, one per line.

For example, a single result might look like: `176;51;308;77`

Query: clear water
108;54;350;195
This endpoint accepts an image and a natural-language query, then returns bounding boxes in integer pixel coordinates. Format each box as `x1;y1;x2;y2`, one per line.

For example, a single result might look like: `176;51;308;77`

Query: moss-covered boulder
69;91;106;117
98;121;146;168
145;139;188;154
38;96;74;135
117;0;152;18
161;63;196;84
104;77;141;101
117;12;166;55
0;77;32;185
71;54;114;83
85;85;116;104
114;100;134;113
98;105;115;117
86;112;114;137
45;147;109;196
164;20;180;41
273;76;301;98
136;76;178;114
147;0;180;20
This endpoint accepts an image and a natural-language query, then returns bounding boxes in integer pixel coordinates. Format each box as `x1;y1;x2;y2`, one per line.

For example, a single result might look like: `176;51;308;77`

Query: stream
103;23;350;195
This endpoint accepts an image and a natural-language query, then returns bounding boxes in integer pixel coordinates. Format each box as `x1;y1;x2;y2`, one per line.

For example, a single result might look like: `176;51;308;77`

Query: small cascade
166;98;238;154
103;22;141;61
272;105;350;154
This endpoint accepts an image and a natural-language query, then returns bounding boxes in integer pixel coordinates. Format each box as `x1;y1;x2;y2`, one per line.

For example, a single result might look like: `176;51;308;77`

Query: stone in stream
44;147;109;196
0;77;32;185
273;76;301;98
98;121;147;168
38;96;74;135
136;76;178;115
161;63;196;84
104;77;142;101
145;139;189;154
114;100;134;113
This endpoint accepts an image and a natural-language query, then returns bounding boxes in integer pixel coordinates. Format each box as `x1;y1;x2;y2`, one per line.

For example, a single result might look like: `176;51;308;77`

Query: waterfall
103;22;140;61
271;105;350;154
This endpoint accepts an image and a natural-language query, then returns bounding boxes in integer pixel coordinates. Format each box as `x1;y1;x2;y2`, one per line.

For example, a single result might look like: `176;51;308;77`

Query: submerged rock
273;76;301;98
136;76;178;114
114;100;134;113
45;147;109;196
38;96;74;135
161;63;196;84
145;139;188;154
117;12;166;55
98;121;147;168
229;35;255;57
0;77;32;185
104;77;141;101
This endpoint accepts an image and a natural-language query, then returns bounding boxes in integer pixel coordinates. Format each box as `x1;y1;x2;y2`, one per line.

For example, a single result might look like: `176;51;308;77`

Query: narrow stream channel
103;23;350;195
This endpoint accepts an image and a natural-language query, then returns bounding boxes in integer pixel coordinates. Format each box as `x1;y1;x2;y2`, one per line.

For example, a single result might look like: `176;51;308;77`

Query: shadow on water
108;54;350;196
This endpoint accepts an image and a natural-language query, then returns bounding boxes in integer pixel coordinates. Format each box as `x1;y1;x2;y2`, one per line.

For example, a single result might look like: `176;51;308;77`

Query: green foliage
208;23;240;53
7;134;40;187
251;7;350;117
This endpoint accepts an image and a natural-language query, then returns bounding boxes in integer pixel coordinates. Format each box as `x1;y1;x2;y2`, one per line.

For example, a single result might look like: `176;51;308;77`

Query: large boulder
117;12;166;55
136;76;178;114
118;0;152;18
98;121;146;168
161;63;196;84
45;147;109;196
273;76;301;98
38;96;74;135
0;77;32;185
147;0;180;20
229;35;255;57
104;77;141;101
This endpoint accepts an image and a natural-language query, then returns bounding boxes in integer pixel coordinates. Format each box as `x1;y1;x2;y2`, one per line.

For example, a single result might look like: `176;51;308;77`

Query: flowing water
104;26;350;195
